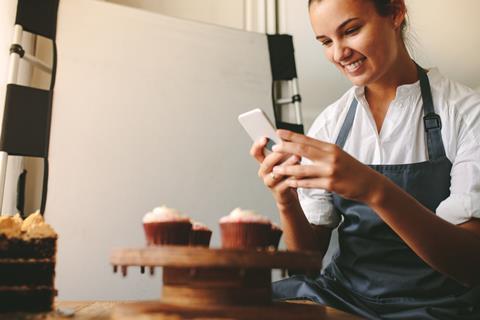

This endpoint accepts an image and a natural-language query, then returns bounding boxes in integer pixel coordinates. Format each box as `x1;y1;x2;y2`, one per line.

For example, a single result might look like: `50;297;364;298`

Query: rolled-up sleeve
437;193;480;225
297;107;341;228
299;186;341;228
436;94;480;225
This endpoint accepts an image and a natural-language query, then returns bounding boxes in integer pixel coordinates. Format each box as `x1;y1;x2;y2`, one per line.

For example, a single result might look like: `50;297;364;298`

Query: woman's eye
345;26;360;35
321;39;332;47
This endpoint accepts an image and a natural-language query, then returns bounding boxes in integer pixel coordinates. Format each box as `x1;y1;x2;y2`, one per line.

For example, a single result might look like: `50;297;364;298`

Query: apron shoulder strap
416;64;447;160
335;98;357;149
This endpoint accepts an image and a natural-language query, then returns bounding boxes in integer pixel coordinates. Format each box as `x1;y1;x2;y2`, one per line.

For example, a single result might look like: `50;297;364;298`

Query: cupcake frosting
220;208;271;224
271;222;282;230
191;221;211;231
143;205;190;223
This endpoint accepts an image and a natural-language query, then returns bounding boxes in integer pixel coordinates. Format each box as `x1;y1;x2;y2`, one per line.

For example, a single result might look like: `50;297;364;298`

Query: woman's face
309;0;404;87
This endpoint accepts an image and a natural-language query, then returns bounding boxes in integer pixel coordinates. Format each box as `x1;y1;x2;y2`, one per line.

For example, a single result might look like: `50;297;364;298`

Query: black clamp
10;44;25;58
423;113;442;131
292;94;302;103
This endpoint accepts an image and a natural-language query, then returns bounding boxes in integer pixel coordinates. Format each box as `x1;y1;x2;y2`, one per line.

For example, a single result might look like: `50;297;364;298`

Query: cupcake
189;221;212;247
269;223;283;250
142;206;192;246
219;208;272;249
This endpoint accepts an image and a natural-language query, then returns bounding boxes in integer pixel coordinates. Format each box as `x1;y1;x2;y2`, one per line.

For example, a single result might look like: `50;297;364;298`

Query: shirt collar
353;76;423;108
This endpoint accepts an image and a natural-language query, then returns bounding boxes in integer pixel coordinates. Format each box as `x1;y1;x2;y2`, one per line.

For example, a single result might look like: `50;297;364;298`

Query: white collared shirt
299;68;480;227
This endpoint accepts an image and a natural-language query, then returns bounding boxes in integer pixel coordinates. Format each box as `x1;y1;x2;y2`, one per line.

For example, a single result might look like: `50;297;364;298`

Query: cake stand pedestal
110;246;327;319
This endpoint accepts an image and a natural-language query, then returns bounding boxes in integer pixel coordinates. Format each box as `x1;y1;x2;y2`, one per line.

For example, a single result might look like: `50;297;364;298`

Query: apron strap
335;98;357;148
416;63;447;160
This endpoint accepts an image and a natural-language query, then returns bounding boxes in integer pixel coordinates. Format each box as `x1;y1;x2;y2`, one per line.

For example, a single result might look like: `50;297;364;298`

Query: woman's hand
271;129;386;205
250;137;301;207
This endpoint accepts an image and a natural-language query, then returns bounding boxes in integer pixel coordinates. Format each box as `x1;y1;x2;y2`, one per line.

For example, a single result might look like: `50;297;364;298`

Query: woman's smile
341;57;367;74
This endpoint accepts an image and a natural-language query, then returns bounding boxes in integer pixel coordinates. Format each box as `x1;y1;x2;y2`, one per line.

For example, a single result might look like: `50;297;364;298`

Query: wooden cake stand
110;246;327;320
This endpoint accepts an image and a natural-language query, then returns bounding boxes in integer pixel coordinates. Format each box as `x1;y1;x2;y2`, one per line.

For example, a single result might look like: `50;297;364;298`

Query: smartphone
238;108;280;155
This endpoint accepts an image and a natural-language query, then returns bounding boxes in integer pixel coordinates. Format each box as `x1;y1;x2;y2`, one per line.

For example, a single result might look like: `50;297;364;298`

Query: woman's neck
365;52;418;105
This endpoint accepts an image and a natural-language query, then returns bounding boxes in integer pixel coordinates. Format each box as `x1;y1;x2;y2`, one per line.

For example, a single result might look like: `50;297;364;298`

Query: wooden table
0;301;361;319
53;301;362;320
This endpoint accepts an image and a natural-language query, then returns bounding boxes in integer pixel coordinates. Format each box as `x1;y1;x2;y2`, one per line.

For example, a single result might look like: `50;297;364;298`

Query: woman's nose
333;44;352;63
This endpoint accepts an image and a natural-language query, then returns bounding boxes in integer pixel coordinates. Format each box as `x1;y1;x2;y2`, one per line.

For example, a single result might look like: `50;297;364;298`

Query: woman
250;0;480;319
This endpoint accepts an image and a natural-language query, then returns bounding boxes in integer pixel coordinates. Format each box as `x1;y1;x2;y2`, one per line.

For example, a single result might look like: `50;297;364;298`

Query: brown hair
308;0;408;37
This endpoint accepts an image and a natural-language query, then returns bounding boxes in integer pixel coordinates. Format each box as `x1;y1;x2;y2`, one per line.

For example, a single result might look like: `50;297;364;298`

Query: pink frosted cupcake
269;223;283;250
219;208;272;249
189;221;212;247
142;206;192;246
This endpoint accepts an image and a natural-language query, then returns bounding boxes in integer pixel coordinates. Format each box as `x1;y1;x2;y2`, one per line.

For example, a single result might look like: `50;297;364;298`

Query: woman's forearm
277;200;331;255
369;176;480;287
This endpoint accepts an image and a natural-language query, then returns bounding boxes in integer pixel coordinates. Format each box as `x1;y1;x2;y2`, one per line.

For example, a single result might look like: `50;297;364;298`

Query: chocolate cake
0;211;57;312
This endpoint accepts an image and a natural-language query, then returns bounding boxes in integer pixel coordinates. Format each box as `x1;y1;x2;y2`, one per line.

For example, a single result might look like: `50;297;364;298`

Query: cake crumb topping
0;211;57;239
0;214;22;238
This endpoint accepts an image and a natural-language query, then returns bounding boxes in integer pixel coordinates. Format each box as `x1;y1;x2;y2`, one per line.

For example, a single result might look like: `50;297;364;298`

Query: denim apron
272;65;480;319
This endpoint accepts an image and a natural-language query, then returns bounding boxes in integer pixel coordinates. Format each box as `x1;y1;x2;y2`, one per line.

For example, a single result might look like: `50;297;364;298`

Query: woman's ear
391;0;407;30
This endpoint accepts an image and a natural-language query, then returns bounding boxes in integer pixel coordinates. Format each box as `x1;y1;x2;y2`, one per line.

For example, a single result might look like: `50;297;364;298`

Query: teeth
345;59;364;72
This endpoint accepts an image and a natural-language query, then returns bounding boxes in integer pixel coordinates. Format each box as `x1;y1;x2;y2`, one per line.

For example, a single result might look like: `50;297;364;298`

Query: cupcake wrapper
143;221;192;246
269;228;283;250
189;230;212;247
220;222;271;249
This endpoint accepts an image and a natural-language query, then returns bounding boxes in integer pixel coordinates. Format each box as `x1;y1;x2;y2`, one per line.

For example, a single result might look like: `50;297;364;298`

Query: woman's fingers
272;164;331;179
264;170;298;190
276;176;300;192
250;137;268;163
272;131;337;160
273;141;337;162
263;170;279;188
285;177;333;191
261;155;300;188
277;129;333;152
281;154;301;166
258;151;288;178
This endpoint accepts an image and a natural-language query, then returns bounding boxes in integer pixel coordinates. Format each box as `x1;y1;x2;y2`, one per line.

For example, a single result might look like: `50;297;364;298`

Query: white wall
105;0;245;30
406;0;480;90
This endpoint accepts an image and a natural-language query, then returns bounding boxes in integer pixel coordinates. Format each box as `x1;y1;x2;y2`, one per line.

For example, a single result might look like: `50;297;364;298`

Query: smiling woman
249;0;480;319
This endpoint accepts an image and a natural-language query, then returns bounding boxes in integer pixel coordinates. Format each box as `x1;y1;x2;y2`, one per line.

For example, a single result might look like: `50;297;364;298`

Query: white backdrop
46;0;276;300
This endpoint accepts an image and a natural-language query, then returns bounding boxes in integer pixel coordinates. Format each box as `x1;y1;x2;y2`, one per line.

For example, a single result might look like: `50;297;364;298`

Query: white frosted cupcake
219;208;272;249
189;221;212;247
142;206;192;246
